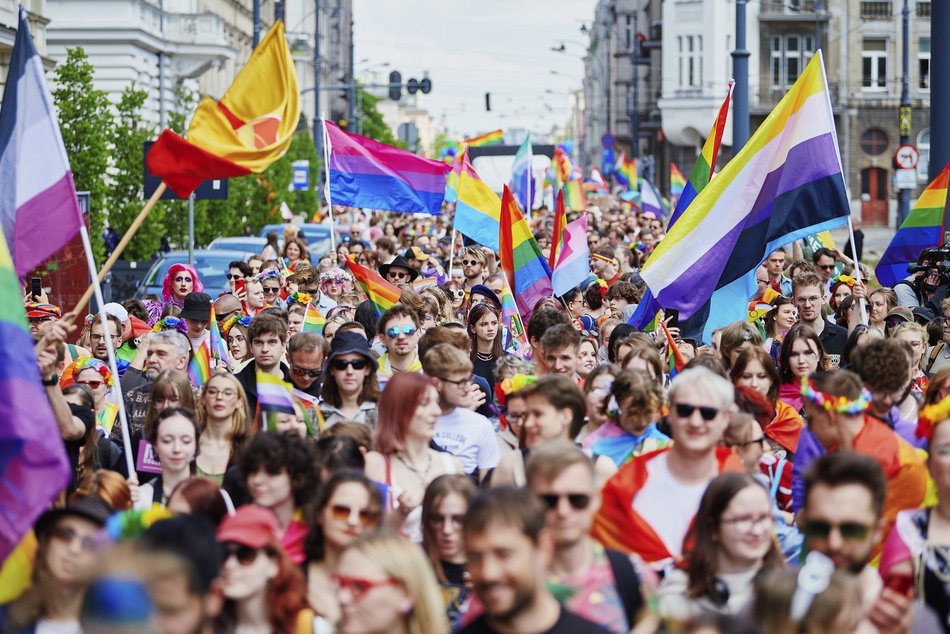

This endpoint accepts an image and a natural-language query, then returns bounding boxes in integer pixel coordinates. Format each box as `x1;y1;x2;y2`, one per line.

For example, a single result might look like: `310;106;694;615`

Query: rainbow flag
453;150;501;250
615;155;637;189
563;178;585;211
257;370;295;415
670;162;687;196
344;257;401;317
208;305;229;369
188;341;212;388
553;147;574;188
640;52;849;342
548;189;567;269
499;185;553;320
876;160;950;287
642;311;661;334
659;319;685;378
499;273;529;355
301;301;326;333
667;82;733;227
465;129;504;147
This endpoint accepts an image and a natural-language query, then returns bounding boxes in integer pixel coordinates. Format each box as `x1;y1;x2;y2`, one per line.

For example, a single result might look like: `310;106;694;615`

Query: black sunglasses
674;403;719;421
332;358;368;371
222;543;266;565
263;286;281;293
538;493;592;511
801;520;871;541
291;366;321;378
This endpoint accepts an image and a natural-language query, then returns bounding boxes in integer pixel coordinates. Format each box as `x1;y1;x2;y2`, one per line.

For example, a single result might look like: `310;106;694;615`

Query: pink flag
552;214;591;296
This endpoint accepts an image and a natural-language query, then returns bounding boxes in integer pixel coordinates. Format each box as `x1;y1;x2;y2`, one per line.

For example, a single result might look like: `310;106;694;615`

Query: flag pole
447;229;457;277
846;214;868;325
320;115;336;255
76;223;135;477
69;182;167;318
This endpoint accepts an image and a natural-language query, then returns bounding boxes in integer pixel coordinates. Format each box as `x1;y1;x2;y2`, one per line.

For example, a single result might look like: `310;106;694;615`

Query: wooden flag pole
68;182;167;318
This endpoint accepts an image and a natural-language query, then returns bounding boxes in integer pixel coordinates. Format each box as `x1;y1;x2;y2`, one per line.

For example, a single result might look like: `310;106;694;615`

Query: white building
1;0;53;88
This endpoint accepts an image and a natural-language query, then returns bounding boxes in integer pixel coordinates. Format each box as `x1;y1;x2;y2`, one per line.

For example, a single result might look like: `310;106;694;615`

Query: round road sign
894;144;920;170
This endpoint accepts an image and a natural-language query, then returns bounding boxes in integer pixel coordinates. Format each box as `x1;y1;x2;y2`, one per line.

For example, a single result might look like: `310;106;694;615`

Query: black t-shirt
819;319;848;368
64;403;96;491
460;606;610;634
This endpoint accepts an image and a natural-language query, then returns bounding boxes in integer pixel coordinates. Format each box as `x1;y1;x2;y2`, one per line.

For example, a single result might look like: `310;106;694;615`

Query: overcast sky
353;0;598;141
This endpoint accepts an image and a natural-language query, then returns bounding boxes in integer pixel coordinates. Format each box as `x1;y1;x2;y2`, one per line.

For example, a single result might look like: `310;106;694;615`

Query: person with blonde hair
195;371;250;484
334;529;450;634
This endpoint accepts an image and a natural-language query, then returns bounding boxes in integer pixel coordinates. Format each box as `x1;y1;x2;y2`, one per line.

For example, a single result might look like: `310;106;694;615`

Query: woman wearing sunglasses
320;267;353;303
161;263;203;312
321;331;380;429
304;472;383;630
59;356;117;436
442;281;466;321
216;504;314;633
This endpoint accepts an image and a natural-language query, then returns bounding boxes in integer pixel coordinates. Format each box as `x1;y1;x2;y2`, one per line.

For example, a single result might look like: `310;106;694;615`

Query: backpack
605;548;644;627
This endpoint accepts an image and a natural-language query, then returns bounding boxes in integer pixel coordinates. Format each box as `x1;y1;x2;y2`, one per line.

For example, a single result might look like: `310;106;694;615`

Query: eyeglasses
802;520;871;542
427;513;465;528
300;287;320;295
505;411;526;422
385;325;418;338
291;366;322;378
51;525;100;552
263;286;280;294
174;276;193;283
90;334;120;342
332;574;400;600
462;259;479;266
674;403;720;421
538;493;592;511
77;379;105;390
223;543;267;566
439;374;472;387
450;289;465;299
388;271;410;280
332;358;368;371
329;504;380;527
722;513;774;533
205;387;237;399
726;435;767;449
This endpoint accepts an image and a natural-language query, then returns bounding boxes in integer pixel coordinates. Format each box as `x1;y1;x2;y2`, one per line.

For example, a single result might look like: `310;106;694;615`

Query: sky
353;0;598;141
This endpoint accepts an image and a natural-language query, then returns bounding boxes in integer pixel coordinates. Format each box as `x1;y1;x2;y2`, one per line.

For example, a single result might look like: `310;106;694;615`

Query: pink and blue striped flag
325;121;451;215
499;185;553;320
0;6;83;279
552;214;591;296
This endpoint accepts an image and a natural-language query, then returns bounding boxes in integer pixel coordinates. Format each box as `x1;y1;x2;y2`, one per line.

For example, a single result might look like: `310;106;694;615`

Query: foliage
52;47;113;264
356;87;402;147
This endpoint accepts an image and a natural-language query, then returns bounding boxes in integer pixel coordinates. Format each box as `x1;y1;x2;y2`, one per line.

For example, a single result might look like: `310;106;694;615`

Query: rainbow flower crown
800;376;872;415
916;393;950;441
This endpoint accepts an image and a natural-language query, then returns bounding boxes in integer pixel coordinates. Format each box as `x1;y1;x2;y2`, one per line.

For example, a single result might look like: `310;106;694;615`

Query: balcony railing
917;1;931;18
760;0;823;13
860;1;893;19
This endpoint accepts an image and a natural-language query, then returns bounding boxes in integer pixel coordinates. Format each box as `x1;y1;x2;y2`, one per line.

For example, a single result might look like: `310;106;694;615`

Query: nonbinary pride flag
510;133;533;212
0;6;83;279
146;21;300;198
640;52;849;342
326;121;451;215
256;370;295;415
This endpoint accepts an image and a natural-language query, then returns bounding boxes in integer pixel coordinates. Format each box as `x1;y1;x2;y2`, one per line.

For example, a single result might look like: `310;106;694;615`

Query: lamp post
897;0;911;225
732;0;750;151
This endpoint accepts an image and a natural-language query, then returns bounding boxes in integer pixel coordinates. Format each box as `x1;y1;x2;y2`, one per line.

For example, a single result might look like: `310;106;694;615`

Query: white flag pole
321;115;336;254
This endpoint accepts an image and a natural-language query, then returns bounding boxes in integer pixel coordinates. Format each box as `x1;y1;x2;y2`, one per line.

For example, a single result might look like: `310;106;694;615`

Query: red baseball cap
216;505;279;548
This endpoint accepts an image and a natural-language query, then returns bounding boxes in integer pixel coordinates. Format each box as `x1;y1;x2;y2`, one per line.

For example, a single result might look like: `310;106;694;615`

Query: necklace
476;351;494;361
395;451;432;487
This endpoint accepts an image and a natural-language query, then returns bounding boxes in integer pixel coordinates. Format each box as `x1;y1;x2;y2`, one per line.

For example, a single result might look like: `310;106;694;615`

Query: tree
108;85;162;260
52;47;113;264
356;87;402;147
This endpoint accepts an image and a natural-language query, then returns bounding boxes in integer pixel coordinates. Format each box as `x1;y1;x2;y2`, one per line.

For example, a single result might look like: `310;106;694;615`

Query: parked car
257;223;337;258
134;250;249;299
207;236;269;258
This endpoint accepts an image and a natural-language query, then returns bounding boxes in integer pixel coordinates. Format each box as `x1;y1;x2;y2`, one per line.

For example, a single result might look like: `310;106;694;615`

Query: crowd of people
3;204;950;634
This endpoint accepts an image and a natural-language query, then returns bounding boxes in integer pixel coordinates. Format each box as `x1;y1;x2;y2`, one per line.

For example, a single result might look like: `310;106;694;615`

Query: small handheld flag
344;257;401;317
301;302;326;333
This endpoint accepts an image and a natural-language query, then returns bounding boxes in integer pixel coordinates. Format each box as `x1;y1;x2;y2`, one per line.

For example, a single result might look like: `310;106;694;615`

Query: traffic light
420;78;431;94
389;71;402;100
485;92;491;111
407;78;419;95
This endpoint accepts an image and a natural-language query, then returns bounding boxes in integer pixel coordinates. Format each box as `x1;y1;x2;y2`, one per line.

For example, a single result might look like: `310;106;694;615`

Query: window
919;37;930;90
918;129;930;181
678;35;703;89
625;15;634;51
770;34;815;89
862;39;887;90
860;128;888;157
677;36;683;87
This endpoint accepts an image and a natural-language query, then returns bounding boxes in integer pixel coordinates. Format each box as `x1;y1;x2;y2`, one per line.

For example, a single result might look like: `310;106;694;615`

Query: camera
908;245;950;285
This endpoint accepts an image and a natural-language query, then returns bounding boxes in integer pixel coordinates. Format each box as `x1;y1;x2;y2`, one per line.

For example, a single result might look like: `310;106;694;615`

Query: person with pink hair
319;267;352;303
161;263;203;311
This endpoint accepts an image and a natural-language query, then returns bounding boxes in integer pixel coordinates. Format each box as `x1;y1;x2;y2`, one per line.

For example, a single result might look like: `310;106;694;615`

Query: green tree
356;87;401;146
108;85;162;260
52;47;113;264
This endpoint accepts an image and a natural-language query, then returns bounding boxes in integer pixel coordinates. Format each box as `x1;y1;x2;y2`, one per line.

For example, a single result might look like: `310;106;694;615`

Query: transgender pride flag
0;6;83;279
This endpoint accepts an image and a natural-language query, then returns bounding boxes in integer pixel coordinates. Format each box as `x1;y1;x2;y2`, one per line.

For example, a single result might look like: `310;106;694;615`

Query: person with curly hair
587;369;671;468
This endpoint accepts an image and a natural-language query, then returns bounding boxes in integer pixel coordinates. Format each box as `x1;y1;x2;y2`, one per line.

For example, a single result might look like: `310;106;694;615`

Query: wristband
42;374;59;387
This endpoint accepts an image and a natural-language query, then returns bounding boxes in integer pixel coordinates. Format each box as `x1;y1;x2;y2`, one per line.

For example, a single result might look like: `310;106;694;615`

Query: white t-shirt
36;619;81;634
434;407;501;474
632;453;710;558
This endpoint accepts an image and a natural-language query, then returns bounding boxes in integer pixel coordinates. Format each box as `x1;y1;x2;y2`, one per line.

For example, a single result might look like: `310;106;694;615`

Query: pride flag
454;150;501;250
325;121;451;215
615;154;637;189
0;7;83;279
875;160;950;288
208;306;230;369
344;257;400;317
659;320;686;378
670;162;687;196
510;133;534;212
563;178;585;211
548;190;566;269
256;370;295;415
146;21;299;198
444;152;463;203
188;342;212;388
553;147;574;188
640;178;666;218
301;302;326;333
640;52;849;342
552;215;591;296
499;186;553;319
499;273;529;355
465;129;504;147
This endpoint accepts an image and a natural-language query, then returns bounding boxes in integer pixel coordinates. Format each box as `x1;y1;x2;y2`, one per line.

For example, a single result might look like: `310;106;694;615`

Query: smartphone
665;308;679;329
30;277;41;300
883;571;914;597
234;278;246;296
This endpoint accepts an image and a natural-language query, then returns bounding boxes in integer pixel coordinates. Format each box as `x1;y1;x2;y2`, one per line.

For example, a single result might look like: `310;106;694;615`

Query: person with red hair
161;263;203;312
365;372;462;544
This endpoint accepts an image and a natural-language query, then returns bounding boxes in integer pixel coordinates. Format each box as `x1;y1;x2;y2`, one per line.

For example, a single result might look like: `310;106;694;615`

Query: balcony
860;1;893;19
917;2;931;18
759;0;832;23
164;12;227;47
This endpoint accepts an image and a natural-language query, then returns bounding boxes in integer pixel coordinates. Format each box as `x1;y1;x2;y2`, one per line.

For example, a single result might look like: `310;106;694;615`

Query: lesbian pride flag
0;7;83;279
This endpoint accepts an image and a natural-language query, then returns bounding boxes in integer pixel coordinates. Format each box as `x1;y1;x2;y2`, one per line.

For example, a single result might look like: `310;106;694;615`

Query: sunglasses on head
674;403;719;421
332;358;369;371
291;366;321;378
223;543;268;566
801;520;871;541
329;504;380;527
538;493;592;511
385;325;418;338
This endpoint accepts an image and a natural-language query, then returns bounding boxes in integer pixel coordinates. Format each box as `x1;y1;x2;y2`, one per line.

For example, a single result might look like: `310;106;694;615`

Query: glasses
223;543;266;566
90;334;120;343
388;271;410;280
300;287;319;295
226;274;243;280
505;411;526;422
802;520;871;541
77;379;105;390
263;286;280;294
674;403;719;421
439;374;473;387
462;259;479;266
385;325;418;338
291;366;322;378
51;525;100;552
332;574;400;600
538;493;592;510
332;359;368;371
722;513;774;533
205;387;237;399
451;289;465;299
817;264;836;271
329;504;380;527
427;513;465;528
797;296;822;305
726;435;767;449
174;276;193;283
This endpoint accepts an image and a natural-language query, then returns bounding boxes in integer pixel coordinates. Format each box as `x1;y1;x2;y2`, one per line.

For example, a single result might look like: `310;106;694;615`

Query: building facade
1;0;53;89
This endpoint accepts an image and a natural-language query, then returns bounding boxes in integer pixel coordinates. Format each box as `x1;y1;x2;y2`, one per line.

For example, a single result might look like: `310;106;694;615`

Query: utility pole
252;0;260;48
629;8;640;158
732;0;750;151
348;9;355;129
897;0;911;225
930;0;949;183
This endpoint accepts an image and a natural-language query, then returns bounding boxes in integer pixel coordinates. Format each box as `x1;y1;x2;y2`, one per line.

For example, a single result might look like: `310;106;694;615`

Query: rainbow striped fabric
208;305;230;369
615;154;637;188
640;52;849;342
465;129;504;147
256;370;295;415
301;302;326;333
670;162;687;196
499;273;529;355
659;320;686;378
453;150;501;250
188;342;212;387
344;257;401;317
499;185;553;319
563;178;585;211
876;160;950;287
548;189;566;269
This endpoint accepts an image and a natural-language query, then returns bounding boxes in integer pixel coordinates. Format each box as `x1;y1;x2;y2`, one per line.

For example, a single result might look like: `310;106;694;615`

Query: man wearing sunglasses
376;305;423;391
378;255;419;286
460;247;487;292
287;332;327;399
293;267;337;316
592;367;742;568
